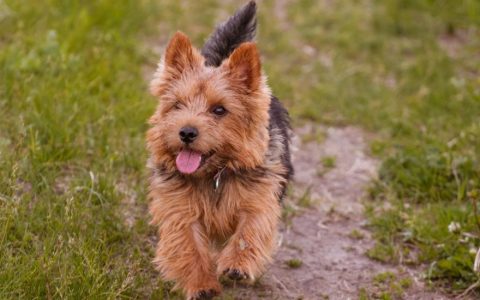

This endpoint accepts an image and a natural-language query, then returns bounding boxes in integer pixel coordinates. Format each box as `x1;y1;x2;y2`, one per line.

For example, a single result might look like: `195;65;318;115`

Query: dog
147;1;293;299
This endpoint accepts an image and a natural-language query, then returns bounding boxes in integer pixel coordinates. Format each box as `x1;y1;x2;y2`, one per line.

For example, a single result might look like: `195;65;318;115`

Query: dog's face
147;32;270;176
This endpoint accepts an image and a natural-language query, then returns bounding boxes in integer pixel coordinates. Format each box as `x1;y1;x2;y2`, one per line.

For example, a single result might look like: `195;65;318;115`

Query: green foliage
0;0;167;298
360;271;413;299
321;156;336;169
367;197;480;290
349;229;365;240
379;147;478;203
285;258;303;269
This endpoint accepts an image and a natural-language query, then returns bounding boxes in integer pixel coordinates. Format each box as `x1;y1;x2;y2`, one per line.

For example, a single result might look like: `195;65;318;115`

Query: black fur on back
268;96;294;199
201;1;257;67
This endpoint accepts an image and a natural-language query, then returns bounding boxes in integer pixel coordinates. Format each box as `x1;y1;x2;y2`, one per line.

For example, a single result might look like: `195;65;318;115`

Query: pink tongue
176;149;202;174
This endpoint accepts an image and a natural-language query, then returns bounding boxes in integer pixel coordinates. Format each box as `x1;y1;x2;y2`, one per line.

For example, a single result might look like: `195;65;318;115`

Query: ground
1;0;479;299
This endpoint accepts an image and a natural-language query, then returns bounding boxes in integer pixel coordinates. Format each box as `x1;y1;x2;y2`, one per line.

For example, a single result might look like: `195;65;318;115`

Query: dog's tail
201;1;257;67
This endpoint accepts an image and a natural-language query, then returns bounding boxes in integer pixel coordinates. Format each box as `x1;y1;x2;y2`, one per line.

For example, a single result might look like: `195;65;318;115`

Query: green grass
362;271;412;300
321;156;336;169
0;0;169;298
349;229;365;240
1;0;480;298
285;258;303;269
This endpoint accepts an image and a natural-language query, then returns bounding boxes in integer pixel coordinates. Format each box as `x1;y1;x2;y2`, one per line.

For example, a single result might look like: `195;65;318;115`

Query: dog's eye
212;105;227;116
173;102;181;110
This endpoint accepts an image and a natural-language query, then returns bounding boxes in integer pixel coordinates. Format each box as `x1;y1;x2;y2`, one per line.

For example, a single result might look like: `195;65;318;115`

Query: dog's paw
222;268;250;281
188;288;219;300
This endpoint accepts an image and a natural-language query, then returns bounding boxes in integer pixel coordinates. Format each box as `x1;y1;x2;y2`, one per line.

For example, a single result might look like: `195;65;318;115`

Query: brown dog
146;2;292;299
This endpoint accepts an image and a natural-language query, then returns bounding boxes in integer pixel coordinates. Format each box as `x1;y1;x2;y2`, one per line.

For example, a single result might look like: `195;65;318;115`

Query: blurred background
0;0;479;298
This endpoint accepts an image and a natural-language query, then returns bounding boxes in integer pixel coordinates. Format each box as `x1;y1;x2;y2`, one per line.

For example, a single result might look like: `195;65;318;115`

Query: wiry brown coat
146;6;291;299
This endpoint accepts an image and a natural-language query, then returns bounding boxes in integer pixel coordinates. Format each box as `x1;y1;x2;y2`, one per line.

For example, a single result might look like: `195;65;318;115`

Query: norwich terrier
147;1;293;299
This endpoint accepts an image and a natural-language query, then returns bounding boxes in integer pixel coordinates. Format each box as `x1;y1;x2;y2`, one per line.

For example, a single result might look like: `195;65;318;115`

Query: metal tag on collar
213;167;225;191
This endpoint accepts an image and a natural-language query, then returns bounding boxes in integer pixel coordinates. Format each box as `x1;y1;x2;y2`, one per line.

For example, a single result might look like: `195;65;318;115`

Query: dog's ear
164;31;202;74
224;42;261;92
150;32;203;96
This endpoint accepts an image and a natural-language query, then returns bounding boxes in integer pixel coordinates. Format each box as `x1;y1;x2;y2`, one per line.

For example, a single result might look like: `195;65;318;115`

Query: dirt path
224;124;449;300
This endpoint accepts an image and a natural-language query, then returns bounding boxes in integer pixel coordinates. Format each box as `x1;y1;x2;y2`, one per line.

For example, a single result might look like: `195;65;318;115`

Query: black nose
179;126;198;144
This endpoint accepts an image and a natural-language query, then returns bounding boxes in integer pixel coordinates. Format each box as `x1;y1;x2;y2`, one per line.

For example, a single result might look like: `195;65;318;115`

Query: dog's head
147;32;270;176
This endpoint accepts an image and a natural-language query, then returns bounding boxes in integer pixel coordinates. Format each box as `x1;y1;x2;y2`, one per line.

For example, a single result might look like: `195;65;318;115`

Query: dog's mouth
175;148;214;174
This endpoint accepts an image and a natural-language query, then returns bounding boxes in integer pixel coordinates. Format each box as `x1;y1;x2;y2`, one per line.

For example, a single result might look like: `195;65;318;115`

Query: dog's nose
179;126;198;144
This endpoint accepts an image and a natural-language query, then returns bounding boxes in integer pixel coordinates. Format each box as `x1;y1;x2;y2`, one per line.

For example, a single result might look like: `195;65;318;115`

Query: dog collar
213;167;226;192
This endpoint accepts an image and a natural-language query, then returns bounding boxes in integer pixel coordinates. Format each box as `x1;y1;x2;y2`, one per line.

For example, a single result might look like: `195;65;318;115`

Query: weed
285;258;303;269
373;272;396;284
367;271;413;299
358;288;369;300
349;229;365;240
321;156;336;169
297;187;314;208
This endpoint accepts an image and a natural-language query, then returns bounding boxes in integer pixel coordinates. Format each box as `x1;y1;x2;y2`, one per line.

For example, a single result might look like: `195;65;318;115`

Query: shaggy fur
201;1;257;67
147;2;292;299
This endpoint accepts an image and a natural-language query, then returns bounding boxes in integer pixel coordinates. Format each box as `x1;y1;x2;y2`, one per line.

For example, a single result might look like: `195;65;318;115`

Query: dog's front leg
216;201;281;281
155;219;220;299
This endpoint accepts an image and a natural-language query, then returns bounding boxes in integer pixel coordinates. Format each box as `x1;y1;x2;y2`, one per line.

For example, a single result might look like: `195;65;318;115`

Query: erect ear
164;31;202;75
224;42;262;92
150;32;203;96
